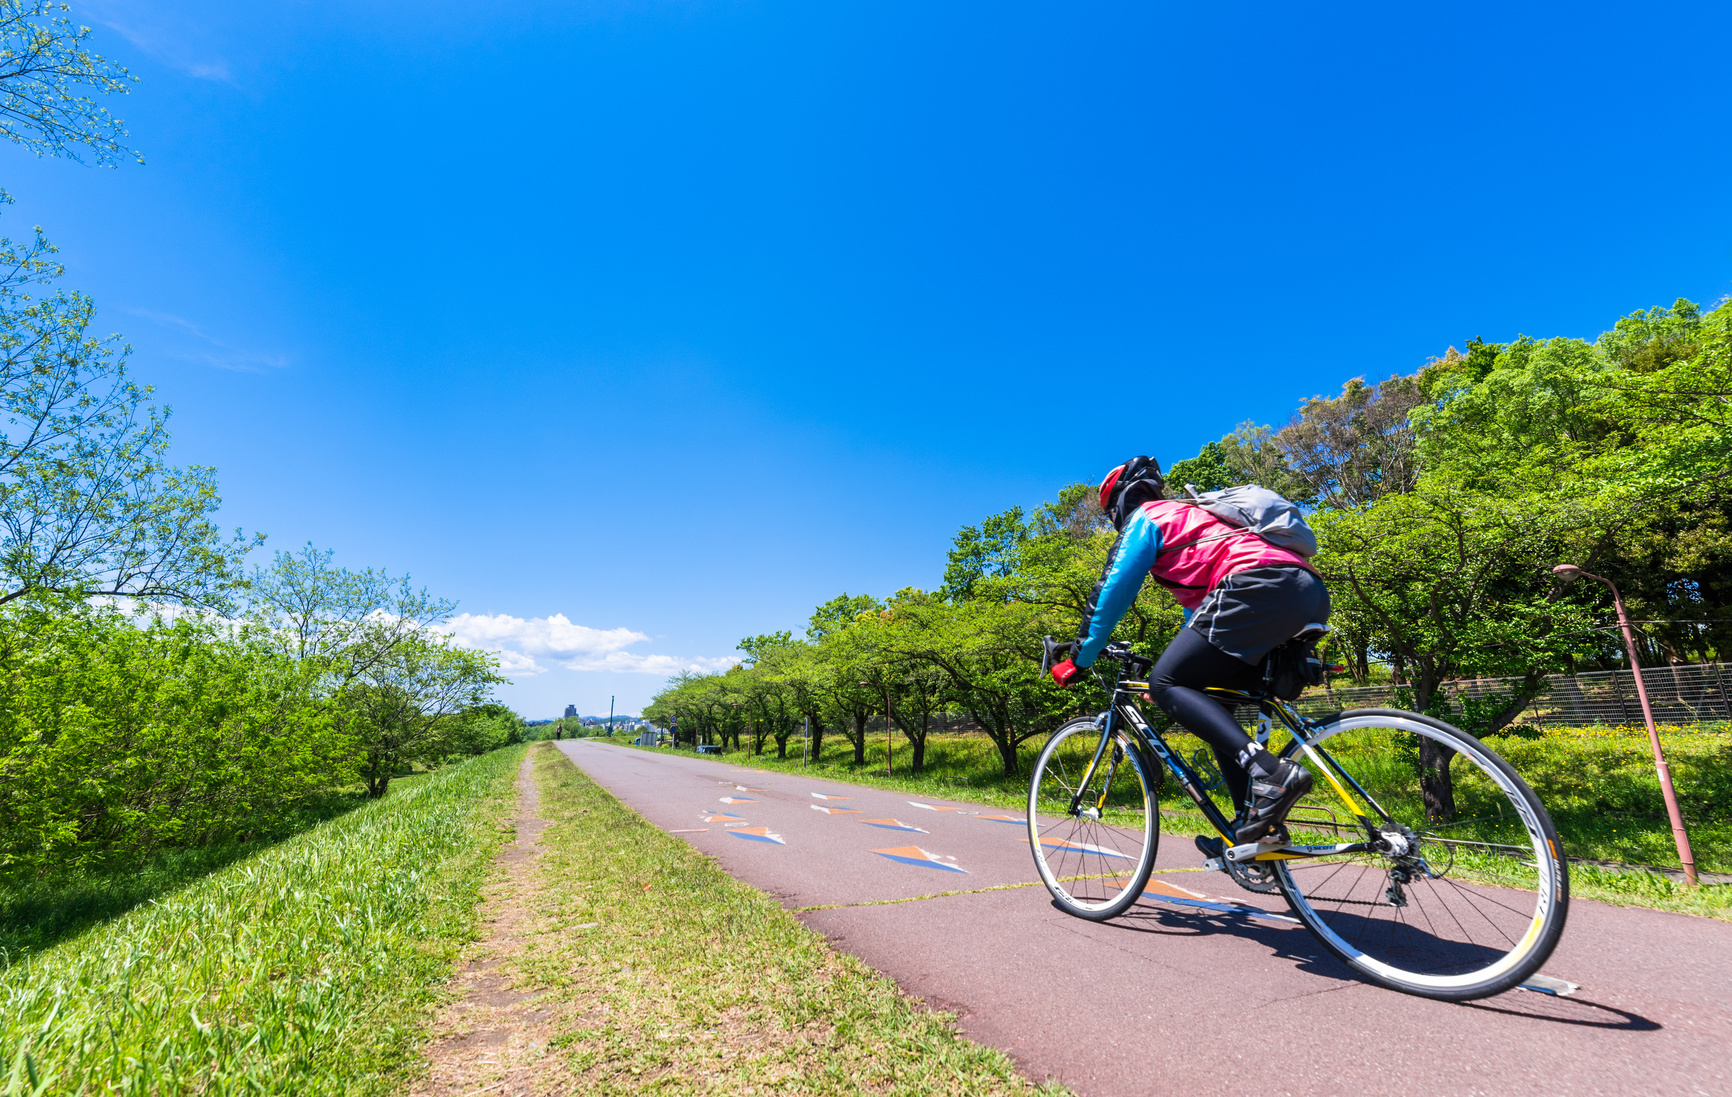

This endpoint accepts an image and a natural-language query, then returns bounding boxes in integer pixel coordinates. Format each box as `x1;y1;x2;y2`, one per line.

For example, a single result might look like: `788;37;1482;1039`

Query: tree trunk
893;713;929;774
775;736;787;760
364;750;390;798
993;731;1019;778
1419;737;1455;823
809;716;824;761
852;712;868;765
1483;671;1547;734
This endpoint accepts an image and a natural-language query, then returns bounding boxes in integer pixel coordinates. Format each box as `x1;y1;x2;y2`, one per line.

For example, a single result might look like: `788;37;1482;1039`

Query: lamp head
1552;564;1585;585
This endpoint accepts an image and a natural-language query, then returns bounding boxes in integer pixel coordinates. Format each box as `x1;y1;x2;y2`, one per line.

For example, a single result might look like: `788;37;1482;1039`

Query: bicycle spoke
1271;710;1567;998
1027;720;1158;919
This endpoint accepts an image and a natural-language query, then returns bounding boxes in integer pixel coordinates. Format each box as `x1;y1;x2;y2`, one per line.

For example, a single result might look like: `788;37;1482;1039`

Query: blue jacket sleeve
1073;508;1162;668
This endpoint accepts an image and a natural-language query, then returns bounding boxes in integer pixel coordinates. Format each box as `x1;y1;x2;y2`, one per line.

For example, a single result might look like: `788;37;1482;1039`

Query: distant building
563;704;577;719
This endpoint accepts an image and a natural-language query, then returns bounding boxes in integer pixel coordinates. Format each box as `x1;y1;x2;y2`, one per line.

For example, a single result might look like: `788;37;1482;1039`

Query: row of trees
647;295;1731;816
646;591;1079;779
0;6;521;872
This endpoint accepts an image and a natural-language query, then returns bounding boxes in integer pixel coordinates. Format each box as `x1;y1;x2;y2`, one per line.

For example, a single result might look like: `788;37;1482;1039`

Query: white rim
1027;724;1156;912
1280;714;1556;990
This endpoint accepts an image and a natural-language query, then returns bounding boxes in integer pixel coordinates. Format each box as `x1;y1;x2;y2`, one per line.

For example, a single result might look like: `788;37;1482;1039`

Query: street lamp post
1553;564;1699;886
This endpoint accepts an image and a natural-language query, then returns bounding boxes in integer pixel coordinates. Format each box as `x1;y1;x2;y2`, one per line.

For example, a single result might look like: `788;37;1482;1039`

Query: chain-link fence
853;662;1732;736
1301;662;1732;727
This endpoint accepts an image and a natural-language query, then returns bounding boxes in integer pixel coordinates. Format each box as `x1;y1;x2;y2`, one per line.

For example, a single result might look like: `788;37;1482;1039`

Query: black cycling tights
1145;628;1270;812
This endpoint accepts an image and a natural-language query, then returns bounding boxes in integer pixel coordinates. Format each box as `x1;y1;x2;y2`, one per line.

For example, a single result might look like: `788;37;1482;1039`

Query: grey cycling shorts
1187;566;1331;665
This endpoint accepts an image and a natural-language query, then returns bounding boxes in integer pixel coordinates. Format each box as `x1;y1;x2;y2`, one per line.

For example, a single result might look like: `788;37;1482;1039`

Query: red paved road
557;740;1732;1097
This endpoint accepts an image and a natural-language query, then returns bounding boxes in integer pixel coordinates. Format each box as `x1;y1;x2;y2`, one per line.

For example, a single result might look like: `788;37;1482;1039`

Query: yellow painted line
791;867;1205;913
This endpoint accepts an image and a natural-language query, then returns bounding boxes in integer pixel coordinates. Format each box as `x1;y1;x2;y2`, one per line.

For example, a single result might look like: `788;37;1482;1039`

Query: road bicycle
1027;635;1570;1001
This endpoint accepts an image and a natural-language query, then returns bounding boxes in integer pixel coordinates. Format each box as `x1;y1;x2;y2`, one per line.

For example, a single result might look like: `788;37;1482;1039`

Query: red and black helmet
1098;456;1165;528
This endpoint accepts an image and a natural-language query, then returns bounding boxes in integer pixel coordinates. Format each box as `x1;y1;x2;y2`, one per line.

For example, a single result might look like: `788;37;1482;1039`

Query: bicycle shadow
1084;897;1664;1031
1081;895;1360;985
1460;996;1661;1031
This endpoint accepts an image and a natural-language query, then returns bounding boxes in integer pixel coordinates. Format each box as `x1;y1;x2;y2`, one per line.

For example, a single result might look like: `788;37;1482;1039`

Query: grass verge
518;743;1068;1095
0;744;525;1096
0;787;377;961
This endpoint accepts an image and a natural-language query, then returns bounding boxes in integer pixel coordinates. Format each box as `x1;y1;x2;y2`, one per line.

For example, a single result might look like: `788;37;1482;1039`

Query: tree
248;543;455;679
882;594;1069;777
939;508;1028;602
0;202;257;609
852;590;953;773
806;592;881;640
0;1;140;167
1274;372;1428;509
1313;485;1599;820
346;636;503;798
1166;441;1236;492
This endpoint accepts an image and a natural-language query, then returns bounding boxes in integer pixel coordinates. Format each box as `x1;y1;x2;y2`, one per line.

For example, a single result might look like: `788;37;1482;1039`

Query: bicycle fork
1068;716;1125;820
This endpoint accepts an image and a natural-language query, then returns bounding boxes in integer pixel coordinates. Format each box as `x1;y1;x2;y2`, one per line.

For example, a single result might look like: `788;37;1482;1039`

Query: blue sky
14;1;1732;715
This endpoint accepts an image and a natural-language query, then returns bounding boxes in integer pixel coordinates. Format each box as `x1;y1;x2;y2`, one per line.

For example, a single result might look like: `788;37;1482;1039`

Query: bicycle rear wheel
1027;717;1159;920
1271;708;1569;1000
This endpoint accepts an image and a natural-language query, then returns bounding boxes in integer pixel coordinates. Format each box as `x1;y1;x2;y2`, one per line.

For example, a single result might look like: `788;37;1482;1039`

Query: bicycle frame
1070;659;1395;863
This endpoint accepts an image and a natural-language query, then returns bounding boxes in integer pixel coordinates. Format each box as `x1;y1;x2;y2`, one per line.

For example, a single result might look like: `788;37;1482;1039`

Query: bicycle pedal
1201;857;1224;872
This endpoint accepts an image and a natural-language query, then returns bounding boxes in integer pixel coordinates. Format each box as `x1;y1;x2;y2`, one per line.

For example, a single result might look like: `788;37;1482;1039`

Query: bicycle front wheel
1272;708;1569;1000
1027;717;1159;921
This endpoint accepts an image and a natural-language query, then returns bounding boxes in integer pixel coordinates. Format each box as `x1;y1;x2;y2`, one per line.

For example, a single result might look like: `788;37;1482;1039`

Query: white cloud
80;2;238;84
126;309;288;372
444;612;736;677
492;649;547;677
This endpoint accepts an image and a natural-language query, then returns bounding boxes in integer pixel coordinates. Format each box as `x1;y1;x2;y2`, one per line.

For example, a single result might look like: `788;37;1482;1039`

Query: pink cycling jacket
1137;500;1313;607
1073;499;1315;667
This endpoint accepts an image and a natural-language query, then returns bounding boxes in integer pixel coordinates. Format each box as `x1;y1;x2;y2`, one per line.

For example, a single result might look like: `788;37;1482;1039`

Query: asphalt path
556;740;1731;1097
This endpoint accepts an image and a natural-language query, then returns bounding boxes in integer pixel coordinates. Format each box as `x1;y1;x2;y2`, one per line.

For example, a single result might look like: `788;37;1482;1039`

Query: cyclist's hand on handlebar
1050;659;1085;687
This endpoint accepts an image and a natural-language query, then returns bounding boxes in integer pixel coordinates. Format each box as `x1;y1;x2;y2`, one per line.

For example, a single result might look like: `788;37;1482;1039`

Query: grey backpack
1173;484;1318;558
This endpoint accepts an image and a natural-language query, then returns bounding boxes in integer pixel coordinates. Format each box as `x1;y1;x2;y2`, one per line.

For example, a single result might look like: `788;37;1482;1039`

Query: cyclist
1047;456;1330;846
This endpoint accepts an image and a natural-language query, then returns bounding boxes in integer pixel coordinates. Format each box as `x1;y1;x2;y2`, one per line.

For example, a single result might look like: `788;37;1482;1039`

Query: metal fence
1299;662;1732;727
816;663;1732;740
905;664;1731;736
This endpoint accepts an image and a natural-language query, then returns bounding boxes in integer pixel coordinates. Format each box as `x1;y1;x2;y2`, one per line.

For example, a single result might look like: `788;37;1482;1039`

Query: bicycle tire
1027;717;1159;920
1272;707;1569;1001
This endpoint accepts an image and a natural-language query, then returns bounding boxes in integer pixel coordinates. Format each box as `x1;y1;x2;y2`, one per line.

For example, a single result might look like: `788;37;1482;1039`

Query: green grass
0;744;525;1096
519;744;1068;1094
0;787;376;962
1492;723;1730;869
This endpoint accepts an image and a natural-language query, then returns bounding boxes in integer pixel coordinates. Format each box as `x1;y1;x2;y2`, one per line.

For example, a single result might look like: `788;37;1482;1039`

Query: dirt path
412;752;572;1097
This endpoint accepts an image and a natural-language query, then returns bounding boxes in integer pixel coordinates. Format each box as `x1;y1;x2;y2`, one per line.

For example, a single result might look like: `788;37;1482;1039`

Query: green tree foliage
345;636;504;798
1166;440;1235;492
442;703;528;756
0;199;258;610
0;600;351;872
939;508;1029;601
0;0;140;166
247;542;454;675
